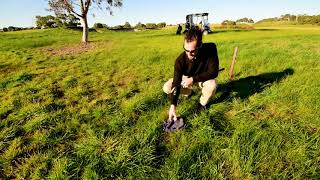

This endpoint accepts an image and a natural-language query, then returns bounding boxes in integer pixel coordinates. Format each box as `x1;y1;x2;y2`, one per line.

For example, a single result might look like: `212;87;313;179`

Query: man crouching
163;27;219;120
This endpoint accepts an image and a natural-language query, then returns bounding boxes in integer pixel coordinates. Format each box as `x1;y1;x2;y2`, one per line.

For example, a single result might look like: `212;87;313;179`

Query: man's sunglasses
183;44;202;53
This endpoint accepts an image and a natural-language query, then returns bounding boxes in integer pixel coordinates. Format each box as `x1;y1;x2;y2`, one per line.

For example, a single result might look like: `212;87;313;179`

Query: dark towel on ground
163;117;185;132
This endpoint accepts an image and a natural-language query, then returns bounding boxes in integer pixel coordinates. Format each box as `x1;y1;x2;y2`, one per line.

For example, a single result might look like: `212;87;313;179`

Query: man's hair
184;26;202;46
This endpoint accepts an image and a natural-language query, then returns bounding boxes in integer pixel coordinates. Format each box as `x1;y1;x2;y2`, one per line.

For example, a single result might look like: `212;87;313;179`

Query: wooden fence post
229;46;239;80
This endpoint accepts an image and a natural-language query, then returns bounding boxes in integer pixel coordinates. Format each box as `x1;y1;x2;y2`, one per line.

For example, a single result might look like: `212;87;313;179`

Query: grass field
0;26;320;179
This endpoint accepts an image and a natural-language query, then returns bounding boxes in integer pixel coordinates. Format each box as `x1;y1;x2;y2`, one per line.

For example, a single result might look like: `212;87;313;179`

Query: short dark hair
184;26;202;46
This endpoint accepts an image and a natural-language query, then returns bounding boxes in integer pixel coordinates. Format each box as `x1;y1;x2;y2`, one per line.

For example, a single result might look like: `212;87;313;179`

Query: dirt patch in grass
0;63;19;75
39;42;96;56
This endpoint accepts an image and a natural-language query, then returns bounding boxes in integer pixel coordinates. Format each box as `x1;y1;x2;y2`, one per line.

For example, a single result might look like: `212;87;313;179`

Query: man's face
184;40;199;60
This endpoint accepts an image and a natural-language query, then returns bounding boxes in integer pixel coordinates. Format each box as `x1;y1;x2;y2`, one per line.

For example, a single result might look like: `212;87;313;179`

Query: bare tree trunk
81;16;89;43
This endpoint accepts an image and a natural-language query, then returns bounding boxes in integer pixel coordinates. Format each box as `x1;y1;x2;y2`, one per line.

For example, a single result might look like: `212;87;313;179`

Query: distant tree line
236;17;254;24
93;22;166;30
1;14;81;32
221;17;254;26
221;20;236;26
1;20;166;33
1;26;34;32
257;14;320;25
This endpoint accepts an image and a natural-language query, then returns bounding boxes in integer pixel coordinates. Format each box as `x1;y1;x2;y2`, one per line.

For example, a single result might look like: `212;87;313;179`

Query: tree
54;15;65;27
93;22;103;28
48;0;122;43
134;22;146;30
8;26;16;31
35;15;58;28
36;16;46;28
146;23;157;29
65;14;80;27
46;15;56;27
123;21;131;29
55;13;80;28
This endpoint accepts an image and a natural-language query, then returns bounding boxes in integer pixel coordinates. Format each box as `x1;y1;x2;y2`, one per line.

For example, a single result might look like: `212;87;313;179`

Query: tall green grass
0;26;320;178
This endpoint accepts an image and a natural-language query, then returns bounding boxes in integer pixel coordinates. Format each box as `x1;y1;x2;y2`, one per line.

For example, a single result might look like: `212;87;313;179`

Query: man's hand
181;77;193;88
169;104;177;121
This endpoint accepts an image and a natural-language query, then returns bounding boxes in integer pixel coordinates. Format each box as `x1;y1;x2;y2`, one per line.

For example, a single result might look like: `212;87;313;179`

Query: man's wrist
192;76;197;83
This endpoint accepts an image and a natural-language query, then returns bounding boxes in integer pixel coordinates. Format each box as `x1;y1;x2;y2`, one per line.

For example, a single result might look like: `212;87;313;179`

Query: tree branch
63;0;83;17
84;0;91;14
79;0;85;13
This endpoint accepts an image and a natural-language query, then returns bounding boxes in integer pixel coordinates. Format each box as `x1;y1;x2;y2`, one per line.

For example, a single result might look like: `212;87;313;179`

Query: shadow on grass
149;124;170;168
209;68;294;106
180;68;294;132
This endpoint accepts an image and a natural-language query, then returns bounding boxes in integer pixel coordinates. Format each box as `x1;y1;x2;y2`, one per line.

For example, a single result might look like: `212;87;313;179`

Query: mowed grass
0;26;320;179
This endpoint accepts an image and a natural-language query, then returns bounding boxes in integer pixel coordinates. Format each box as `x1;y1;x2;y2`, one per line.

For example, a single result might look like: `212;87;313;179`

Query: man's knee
163;78;173;94
203;79;218;92
200;79;217;106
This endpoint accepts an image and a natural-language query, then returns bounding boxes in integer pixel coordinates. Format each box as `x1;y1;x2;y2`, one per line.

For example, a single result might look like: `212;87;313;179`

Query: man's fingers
169;112;177;121
181;81;187;88
173;114;177;121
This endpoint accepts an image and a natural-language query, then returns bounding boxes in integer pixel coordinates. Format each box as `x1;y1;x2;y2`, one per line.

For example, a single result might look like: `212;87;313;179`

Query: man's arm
170;57;183;106
168;55;184;120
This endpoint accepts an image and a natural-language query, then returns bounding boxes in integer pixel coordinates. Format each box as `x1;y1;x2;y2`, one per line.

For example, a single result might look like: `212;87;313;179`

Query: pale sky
0;0;319;28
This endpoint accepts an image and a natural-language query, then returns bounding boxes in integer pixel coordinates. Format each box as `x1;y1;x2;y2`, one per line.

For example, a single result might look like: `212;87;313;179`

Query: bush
145;23;157;29
3;27;8;32
157;22;166;28
109;25;124;30
102;24;108;28
221;20;236;26
94;23;103;29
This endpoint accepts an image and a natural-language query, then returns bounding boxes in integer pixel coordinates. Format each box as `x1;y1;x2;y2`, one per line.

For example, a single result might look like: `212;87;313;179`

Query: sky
0;0;319;28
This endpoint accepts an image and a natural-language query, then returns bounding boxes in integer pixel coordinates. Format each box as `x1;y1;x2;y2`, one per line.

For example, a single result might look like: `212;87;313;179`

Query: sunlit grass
0;26;320;178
